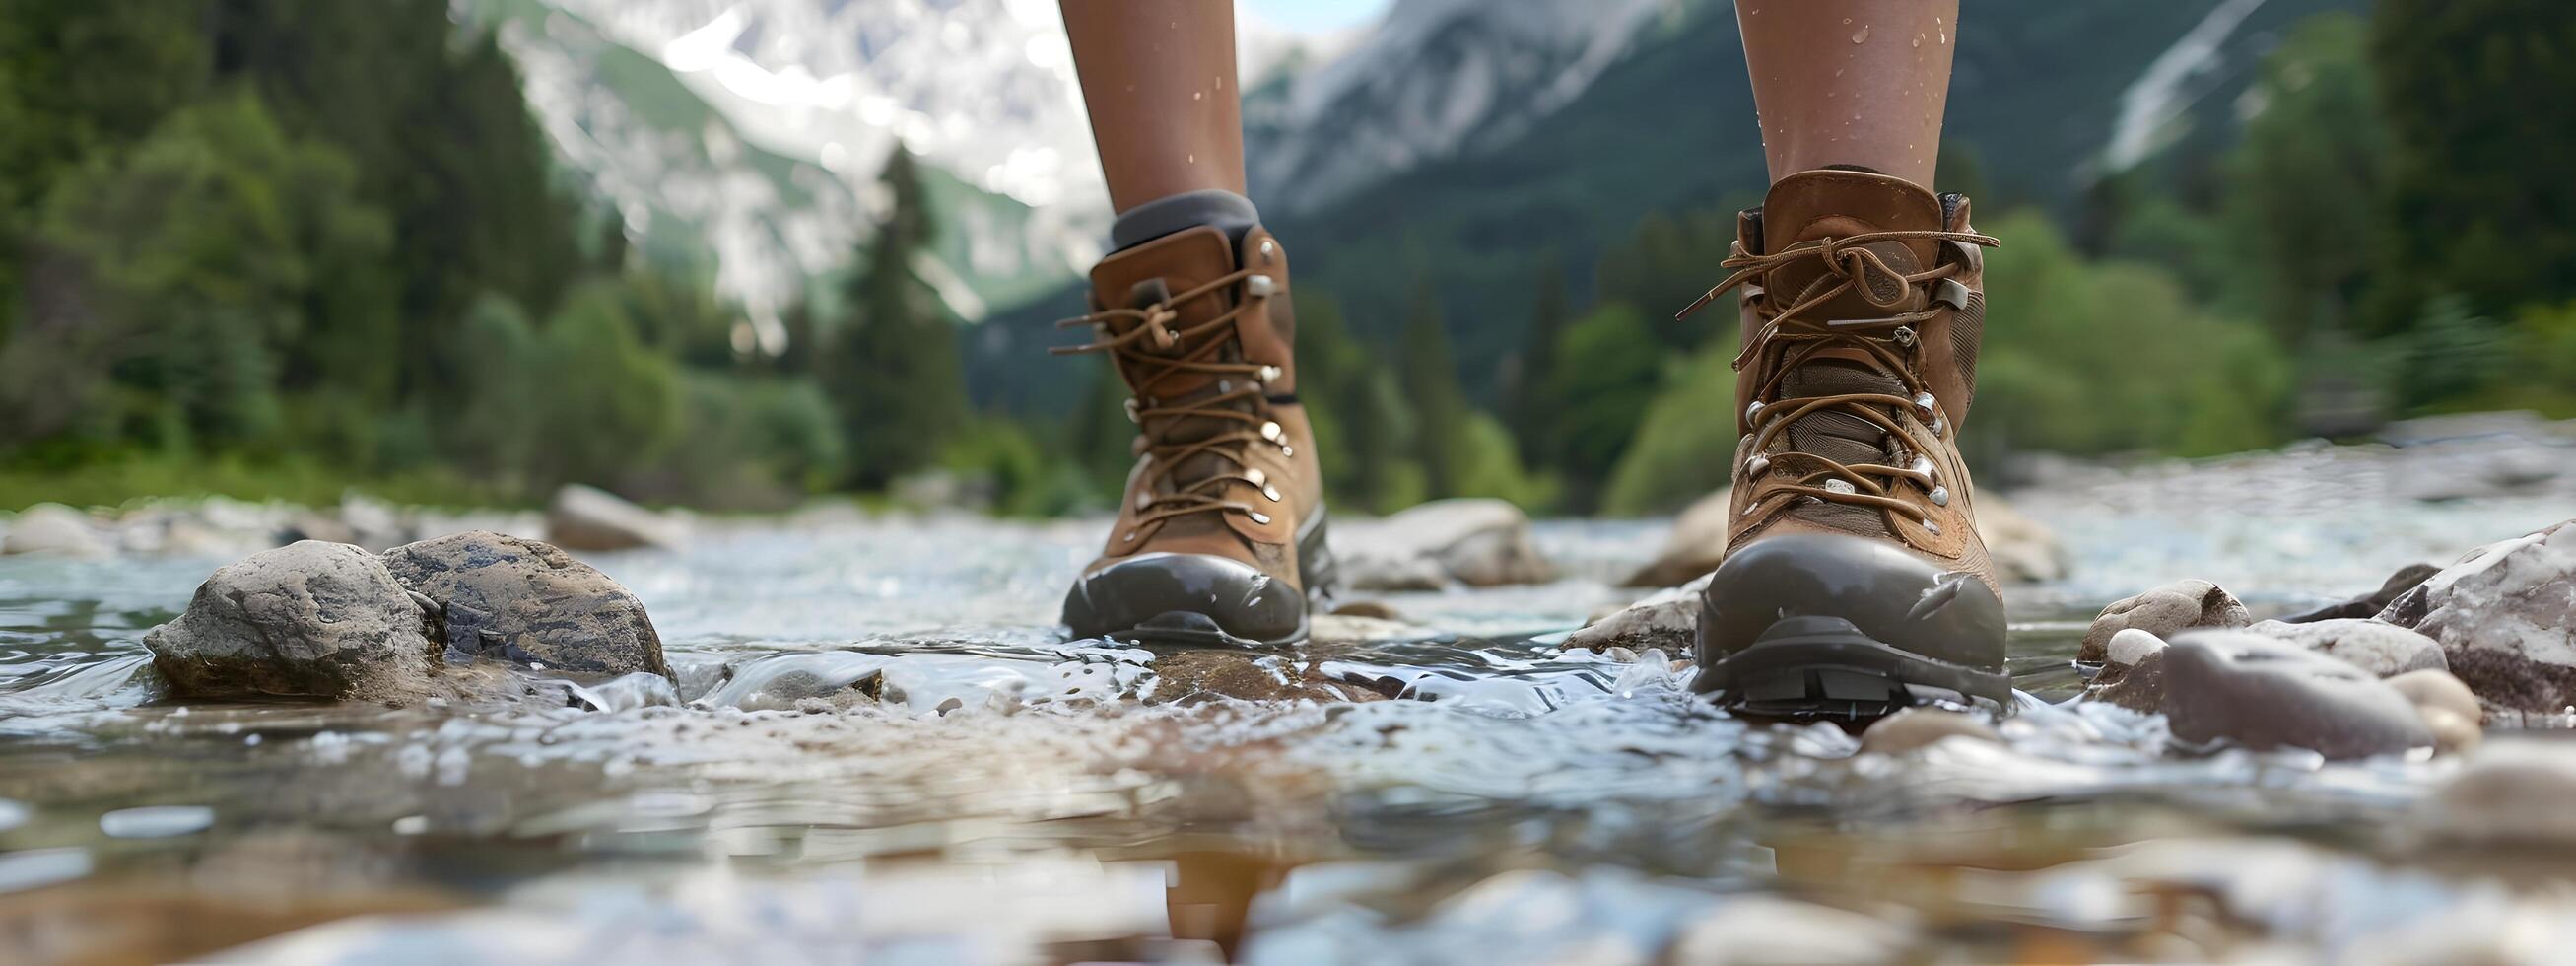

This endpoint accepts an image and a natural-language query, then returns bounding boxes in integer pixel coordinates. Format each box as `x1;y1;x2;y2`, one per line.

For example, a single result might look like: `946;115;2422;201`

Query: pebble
2079;579;2249;664
2158;631;2432;759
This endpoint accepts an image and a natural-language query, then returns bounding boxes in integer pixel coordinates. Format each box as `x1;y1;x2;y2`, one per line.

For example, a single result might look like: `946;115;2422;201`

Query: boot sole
1100;506;1339;649
1699;617;2012;721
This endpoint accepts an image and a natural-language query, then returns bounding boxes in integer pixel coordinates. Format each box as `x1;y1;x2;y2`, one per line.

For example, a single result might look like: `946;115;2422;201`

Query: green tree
824;148;967;490
1505;251;1571;458
2224;14;2392;346
1293;292;1423;513
2371;0;2576;322
1541;305;1664;511
1398;282;1467;497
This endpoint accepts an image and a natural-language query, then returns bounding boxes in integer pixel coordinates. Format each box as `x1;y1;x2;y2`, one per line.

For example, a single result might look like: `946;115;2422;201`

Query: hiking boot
1053;209;1334;648
1675;169;2009;718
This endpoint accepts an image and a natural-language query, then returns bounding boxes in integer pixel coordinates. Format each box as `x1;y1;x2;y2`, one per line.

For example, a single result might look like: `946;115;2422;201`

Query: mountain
971;0;2364;414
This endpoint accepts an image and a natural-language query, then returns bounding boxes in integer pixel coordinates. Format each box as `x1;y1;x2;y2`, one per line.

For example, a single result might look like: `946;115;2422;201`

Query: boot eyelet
1122;398;1140;423
1248;512;1272;525
1922;519;1941;535
1912;392;1939;421
1745;400;1766;422
1930;485;1950;507
1931;415;1947;437
1894;326;1917;347
1122;530;1139;542
1135;492;1152;511
1745;454;1770;477
1280;445;1294;456
1244;467;1267;487
1259;421;1283;442
1822;479;1857;495
1909;454;1936;481
1258;239;1276;258
1262;485;1282;502
1257;365;1281;382
1246;274;1276;298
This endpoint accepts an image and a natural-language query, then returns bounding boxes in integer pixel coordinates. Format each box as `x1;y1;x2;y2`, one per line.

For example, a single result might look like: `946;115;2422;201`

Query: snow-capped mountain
463;0;1670;322
1244;0;1673;212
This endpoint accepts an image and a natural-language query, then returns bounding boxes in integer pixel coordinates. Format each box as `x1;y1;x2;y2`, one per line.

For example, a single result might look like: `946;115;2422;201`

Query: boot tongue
1088;228;1255;508
1756;170;1943;481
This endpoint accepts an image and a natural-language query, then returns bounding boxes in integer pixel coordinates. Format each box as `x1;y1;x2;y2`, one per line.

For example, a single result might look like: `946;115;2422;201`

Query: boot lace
1052;269;1285;536
1677;229;2000;527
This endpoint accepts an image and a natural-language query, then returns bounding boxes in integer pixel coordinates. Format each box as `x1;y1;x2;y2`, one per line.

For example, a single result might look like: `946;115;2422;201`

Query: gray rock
2;504;111;559
2281;562;2440;624
545;484;683;552
381;531;670;679
1339;499;1552;588
145;541;436;700
2381;519;2576;720
2243;618;2447;677
700;652;887;711
1146;650;1388;704
1564;574;1708;655
2105;627;2169;668
2079;579;2250;663
1859;708;2000;755
2158;631;2434;759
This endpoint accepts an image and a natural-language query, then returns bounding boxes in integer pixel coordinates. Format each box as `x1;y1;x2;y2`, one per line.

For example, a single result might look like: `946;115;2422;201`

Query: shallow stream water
6;480;2576;963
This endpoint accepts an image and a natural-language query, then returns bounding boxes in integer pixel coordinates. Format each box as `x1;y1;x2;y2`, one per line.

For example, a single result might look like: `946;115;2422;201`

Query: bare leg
1060;0;1245;213
1738;0;1957;187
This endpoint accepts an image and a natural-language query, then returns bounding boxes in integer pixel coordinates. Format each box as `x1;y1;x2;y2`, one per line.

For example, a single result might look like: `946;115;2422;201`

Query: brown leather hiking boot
1053;223;1334;647
1676;169;2009;718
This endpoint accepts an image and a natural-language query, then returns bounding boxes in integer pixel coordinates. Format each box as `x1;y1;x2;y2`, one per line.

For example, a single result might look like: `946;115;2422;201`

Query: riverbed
5;439;2575;963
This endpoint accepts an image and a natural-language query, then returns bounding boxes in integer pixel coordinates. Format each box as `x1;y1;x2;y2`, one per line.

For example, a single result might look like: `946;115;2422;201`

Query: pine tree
1505;251;1569;459
1399;282;1467;497
825;147;967;490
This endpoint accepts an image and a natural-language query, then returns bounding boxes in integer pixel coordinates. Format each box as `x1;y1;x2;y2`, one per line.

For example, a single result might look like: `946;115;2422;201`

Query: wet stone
1339;498;1553;588
2419;740;2576;846
1858;708;2000;755
2158;631;2433;760
1564;574;1707;654
2079;579;2250;664
544;483;683;552
145;541;436;701
381;531;671;679
2;504;112;559
2281;562;2440;624
1144;650;1387;705
698;652;887;712
2085;647;2167;714
2380;519;2576;721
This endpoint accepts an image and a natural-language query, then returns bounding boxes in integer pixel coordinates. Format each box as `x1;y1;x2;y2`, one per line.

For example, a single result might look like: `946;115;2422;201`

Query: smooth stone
2158;630;2433;759
2104;628;2168;668
1339;498;1552;588
2381;519;2576;719
2079;579;2250;663
2418;707;2481;757
544;484;684;552
1564;574;1708;654
1664;896;1911;964
568;671;684;712
699;652;887;712
2243;618;2446;677
1859;708;2000;755
145;541;435;701
381;531;670;679
1309;613;1426;648
2281;562;2440;623
2;504;111;559
1326;599;1405;621
2387;668;2482;724
2419;740;2576;845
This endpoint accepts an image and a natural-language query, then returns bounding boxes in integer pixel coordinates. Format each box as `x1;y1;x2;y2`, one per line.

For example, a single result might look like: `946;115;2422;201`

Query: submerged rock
1339;499;1552;589
382;531;670;679
2380;519;2576;722
145;541;435;700
2242;618;2446;677
545;484;683;552
1564;574;1708;655
2;504;111;559
2280;562;2440;624
2086;643;2168;714
1146;650;1387;704
2079;579;2250;664
2157;631;2433;759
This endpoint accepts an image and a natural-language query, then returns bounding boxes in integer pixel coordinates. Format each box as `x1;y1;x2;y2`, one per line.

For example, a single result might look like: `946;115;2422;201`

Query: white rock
1;504;111;559
1859;708;2000;755
2105;628;2169;668
1665;896;1912;964
2383;519;2576;716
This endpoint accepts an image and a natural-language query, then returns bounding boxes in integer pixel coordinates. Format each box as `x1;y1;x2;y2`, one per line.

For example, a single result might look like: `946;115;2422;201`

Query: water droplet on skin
1842;17;1852;23
1186;154;1195;164
1940;32;1948;44
1193;91;1203;101
1913;34;1923;48
1852;25;1870;42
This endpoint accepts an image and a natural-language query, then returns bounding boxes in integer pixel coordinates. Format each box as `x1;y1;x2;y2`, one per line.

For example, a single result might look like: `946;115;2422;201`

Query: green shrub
1600;344;1738;517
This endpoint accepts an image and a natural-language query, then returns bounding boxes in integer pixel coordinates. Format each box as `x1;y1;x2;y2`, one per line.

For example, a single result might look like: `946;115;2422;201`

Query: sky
1245;0;1390;34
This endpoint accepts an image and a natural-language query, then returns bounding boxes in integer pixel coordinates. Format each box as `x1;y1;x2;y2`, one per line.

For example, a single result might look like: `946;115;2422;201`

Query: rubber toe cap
1694;532;2004;679
1062;552;1305;646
